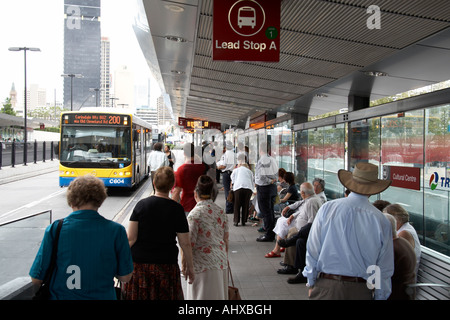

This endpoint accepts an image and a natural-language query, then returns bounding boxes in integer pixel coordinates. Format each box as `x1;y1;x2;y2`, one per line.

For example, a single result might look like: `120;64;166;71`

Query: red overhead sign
383;166;421;191
213;0;280;62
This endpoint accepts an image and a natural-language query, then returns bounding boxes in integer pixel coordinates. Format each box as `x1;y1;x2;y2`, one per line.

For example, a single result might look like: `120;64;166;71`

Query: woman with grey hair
383;204;421;274
383;213;416;300
30;175;134;299
312;177;327;203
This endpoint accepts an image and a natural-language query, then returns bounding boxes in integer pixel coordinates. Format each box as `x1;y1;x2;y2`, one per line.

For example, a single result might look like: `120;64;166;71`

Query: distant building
27;84;47;110
63;0;101;110
157;94;173;125
9;83;17;110
100;37;111;107
135;107;157;126
113;65;135;111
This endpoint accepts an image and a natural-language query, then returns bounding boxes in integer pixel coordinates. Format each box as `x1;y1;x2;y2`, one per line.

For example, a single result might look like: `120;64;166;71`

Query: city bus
58;109;152;188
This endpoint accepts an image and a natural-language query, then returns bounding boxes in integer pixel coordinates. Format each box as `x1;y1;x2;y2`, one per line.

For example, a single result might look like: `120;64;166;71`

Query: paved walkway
1;160;309;300
215;192;309;300
0;160;59;185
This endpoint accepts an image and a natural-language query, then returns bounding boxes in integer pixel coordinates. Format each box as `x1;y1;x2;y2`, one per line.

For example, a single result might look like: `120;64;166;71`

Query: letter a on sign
367;5;381;29
213;0;280;62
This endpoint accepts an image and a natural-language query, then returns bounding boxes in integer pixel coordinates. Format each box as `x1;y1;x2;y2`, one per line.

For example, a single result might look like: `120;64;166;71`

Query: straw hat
338;162;391;196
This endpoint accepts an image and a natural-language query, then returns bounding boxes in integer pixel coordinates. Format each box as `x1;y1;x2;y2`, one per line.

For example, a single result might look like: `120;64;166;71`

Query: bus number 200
109;116;122;124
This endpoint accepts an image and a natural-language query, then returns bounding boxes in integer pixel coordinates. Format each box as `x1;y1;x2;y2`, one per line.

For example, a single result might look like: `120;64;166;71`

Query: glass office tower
63;0;101;110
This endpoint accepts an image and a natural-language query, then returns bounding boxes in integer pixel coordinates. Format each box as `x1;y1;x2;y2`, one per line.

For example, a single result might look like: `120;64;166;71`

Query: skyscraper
114;65;135;111
63;0;101;110
100;37;111;108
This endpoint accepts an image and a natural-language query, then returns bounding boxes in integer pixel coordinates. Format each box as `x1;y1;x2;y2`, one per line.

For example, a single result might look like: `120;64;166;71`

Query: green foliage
28;105;64;120
1;98;16;116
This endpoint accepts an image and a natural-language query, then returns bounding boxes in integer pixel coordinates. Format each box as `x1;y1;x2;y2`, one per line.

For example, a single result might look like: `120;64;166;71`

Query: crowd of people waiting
29;140;422;300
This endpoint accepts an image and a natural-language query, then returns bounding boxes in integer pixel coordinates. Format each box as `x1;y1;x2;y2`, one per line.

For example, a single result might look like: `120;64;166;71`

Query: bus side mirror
133;129;138;142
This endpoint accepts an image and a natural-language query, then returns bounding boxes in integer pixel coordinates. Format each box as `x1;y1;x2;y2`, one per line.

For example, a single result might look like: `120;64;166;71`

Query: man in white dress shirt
217;141;236;213
148;142;169;192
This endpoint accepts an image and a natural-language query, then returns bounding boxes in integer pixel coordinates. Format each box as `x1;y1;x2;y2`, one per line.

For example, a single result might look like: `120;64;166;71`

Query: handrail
0;209;53;227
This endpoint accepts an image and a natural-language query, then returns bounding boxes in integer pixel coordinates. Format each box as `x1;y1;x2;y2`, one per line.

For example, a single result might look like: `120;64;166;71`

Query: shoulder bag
227;260;241;300
32;219;64;300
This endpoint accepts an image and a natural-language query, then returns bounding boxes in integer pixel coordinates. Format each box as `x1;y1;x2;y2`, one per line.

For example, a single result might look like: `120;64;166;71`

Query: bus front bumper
59;176;133;188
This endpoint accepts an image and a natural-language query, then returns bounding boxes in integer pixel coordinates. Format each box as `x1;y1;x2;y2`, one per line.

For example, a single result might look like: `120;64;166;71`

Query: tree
1;98;16;116
29;105;64;121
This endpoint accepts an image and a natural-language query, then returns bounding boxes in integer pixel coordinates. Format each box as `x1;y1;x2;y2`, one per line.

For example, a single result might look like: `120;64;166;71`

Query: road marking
0;189;66;222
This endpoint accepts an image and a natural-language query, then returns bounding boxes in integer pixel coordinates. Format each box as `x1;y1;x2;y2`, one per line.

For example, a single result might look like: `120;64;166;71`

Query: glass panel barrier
275;120;293;172
307;127;324;183
295;103;449;257
323;124;346;199
350;118;381;202
0;210;52;287
248;129;258;172
380;110;424;245
424;104;450;255
368;118;381;167
294;130;308;185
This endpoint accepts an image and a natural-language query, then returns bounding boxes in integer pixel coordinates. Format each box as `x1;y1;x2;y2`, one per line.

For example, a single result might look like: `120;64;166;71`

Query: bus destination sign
65;113;127;126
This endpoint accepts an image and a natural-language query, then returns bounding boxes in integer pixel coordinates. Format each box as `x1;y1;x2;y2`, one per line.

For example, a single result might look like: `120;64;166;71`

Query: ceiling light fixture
363;71;388;77
165;35;187;43
171;70;185;75
164;4;185;13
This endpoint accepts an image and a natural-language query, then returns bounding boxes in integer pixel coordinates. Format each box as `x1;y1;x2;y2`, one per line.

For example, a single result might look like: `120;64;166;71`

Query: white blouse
231;166;254;191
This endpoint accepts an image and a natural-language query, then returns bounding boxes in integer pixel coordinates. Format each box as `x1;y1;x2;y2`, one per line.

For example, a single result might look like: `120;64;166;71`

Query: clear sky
0;0;160;107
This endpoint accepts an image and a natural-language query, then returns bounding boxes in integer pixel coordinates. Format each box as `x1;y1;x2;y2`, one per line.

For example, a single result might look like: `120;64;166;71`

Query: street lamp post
61;73;83;111
89;88;101;107
8;46;41;166
110;97;119;108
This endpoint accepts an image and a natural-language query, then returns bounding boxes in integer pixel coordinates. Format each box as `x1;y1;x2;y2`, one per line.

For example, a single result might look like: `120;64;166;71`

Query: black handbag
32;219;64;300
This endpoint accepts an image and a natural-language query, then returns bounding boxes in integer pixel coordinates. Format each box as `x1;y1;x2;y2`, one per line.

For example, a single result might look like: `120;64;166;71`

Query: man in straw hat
302;162;395;300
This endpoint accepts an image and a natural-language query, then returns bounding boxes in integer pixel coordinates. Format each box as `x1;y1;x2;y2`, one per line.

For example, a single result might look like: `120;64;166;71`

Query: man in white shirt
255;142;279;242
148;142;169;192
217;140;236;213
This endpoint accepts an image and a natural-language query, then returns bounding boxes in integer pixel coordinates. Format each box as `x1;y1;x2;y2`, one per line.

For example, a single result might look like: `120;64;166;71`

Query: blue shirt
302;193;394;300
29;210;133;300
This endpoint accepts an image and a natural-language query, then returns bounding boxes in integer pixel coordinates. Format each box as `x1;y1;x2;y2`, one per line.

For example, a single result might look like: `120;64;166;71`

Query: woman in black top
275;172;300;214
265;172;301;258
122;167;195;300
165;144;176;168
281;172;300;203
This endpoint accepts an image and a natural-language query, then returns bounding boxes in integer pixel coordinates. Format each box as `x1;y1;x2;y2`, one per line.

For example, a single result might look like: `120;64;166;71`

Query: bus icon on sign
238;6;256;28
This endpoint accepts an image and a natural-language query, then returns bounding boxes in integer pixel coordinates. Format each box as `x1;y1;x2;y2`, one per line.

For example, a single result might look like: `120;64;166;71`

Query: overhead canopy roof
135;0;450;127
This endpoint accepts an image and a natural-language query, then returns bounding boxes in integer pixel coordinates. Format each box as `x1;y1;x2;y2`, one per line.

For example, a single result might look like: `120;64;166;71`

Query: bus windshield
60;126;132;168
